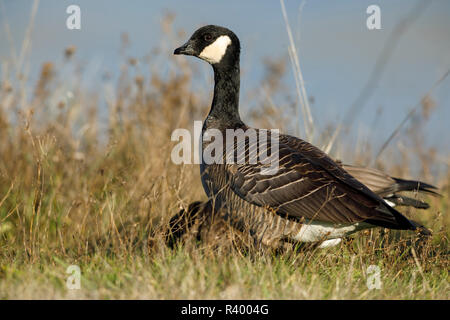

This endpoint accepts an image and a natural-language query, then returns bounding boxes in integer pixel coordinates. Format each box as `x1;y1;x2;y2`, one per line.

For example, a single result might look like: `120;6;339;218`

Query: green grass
0;228;448;299
0;179;448;299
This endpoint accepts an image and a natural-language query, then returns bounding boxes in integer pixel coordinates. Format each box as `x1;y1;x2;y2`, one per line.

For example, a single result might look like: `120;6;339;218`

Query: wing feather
226;131;415;229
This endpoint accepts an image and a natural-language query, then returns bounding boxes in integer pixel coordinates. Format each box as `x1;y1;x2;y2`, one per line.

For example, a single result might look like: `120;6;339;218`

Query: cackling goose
174;25;433;248
167;164;438;248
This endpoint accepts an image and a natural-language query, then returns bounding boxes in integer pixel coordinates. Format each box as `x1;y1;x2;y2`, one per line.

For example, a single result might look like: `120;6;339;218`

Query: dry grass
0;15;448;299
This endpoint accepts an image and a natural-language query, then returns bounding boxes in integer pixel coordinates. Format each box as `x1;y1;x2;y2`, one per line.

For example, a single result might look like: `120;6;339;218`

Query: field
0;16;449;299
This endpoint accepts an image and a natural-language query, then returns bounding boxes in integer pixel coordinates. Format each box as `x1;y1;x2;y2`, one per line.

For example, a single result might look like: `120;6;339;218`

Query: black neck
206;62;242;127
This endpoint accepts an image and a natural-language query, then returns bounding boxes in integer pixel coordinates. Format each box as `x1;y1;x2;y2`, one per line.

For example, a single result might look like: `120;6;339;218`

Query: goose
173;25;432;248
167;164;438;248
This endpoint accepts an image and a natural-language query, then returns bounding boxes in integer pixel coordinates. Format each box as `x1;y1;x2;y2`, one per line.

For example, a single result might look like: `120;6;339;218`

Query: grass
0;13;449;299
0;228;448;299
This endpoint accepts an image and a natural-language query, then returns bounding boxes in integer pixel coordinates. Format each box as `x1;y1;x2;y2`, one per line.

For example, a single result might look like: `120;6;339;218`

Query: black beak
174;41;195;56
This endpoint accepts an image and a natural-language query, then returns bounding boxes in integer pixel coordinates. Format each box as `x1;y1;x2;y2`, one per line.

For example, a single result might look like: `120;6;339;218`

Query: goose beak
174;41;195;56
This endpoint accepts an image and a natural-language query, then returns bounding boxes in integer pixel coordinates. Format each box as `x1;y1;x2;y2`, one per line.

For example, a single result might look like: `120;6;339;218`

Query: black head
174;25;240;68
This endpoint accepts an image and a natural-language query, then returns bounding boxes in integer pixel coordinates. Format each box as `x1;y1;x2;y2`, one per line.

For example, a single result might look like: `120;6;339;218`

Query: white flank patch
199;35;232;64
293;221;369;243
318;238;342;248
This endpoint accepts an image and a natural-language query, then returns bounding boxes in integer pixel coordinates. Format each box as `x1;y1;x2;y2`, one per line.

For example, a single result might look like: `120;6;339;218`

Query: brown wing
227;132;416;230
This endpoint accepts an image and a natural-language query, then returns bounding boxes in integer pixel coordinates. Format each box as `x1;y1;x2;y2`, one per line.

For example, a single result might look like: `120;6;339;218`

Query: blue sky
1;0;449;164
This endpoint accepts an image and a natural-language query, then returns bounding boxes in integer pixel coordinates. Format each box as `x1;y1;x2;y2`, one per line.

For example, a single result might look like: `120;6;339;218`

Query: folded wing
227;132;417;230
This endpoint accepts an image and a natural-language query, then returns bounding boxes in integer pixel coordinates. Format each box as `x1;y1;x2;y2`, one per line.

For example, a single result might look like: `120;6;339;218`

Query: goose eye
203;34;212;41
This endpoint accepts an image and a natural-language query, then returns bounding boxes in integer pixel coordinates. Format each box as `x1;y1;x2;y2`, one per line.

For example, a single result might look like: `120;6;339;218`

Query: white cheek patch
199;35;232;64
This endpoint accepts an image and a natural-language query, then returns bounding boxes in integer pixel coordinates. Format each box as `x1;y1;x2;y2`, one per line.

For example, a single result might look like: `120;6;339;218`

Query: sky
1;0;449;166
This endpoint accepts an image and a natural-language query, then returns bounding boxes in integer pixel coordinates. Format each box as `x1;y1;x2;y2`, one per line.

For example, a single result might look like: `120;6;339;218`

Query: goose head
174;25;240;68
